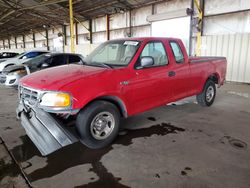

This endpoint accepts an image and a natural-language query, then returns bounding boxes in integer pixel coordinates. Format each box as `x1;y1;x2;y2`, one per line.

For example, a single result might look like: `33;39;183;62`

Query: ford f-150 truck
16;37;227;156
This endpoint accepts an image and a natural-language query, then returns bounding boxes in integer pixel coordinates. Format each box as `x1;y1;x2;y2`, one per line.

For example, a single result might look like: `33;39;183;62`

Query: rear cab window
170;41;184;64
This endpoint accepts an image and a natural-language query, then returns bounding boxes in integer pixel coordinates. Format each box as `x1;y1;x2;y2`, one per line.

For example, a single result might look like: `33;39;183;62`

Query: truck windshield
84;40;140;68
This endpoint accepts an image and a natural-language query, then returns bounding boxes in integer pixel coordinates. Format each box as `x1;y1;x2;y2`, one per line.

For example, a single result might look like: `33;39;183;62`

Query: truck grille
20;86;39;106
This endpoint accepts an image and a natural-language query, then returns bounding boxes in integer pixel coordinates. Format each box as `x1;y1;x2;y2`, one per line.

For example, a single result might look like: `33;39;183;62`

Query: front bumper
0;73;6;84
0;73;25;86
16;102;78;156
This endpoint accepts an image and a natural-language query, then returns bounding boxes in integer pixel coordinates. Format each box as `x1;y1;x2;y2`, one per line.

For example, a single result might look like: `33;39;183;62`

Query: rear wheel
196;80;216;107
76;101;120;149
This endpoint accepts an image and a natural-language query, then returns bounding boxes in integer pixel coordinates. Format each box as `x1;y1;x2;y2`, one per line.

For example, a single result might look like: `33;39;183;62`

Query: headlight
8;69;26;76
40;92;71;108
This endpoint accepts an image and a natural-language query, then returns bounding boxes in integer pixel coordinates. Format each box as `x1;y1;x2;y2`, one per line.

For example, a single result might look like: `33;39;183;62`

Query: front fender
76;94;128;118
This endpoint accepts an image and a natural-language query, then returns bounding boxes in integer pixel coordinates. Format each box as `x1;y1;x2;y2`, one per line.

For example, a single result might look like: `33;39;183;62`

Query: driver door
127;41;173;114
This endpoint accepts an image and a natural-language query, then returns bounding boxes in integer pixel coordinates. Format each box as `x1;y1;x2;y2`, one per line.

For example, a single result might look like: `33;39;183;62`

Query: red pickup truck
17;37;227;156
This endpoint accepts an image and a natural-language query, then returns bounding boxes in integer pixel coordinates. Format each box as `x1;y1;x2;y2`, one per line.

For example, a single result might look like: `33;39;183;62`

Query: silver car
0;51;49;73
0;53;84;87
0;65;28;86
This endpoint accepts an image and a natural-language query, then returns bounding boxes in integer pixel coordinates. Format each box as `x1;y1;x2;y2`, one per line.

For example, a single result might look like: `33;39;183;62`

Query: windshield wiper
99;63;113;69
88;62;113;69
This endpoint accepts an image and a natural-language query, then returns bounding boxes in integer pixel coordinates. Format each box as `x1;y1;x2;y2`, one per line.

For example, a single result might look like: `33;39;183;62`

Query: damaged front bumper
16;102;78;156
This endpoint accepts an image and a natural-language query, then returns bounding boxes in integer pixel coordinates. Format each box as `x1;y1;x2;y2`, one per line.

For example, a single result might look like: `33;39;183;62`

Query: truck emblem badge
120;81;129;85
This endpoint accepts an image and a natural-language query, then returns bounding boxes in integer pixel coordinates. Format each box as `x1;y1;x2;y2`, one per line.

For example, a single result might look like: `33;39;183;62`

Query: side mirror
138;56;154;69
41;63;49;68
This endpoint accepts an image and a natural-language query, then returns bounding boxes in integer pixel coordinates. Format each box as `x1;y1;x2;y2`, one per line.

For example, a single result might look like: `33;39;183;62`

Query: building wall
0;0;248;46
204;0;250;35
202;0;250;83
0;0;249;83
0;1;190;54
201;33;250;83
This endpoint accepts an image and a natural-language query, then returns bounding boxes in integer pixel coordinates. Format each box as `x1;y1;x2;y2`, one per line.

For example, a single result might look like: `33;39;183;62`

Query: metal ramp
19;107;78;156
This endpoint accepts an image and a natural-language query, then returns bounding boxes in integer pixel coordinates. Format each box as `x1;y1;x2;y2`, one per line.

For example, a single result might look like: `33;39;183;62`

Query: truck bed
189;56;226;63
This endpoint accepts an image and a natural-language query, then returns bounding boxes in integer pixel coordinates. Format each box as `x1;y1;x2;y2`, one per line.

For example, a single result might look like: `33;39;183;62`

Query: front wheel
196;80;216;107
76;101;120;149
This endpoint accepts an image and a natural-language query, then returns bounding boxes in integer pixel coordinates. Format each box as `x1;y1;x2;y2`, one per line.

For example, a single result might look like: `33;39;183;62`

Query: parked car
17;37;227;156
0;53;84;86
0;52;19;61
0;52;19;63
0;51;49;73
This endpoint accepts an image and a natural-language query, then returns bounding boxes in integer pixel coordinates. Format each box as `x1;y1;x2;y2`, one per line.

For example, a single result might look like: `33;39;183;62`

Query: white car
0;52;19;63
0;51;49;73
0;53;84;87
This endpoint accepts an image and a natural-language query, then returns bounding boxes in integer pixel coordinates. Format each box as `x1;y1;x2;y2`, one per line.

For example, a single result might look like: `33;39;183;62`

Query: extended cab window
68;55;83;64
50;55;66;66
170;42;184;63
140;42;168;67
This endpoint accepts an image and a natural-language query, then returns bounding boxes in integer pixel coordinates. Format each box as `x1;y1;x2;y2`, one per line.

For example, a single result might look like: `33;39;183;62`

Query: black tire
76;100;120;149
196;80;216;107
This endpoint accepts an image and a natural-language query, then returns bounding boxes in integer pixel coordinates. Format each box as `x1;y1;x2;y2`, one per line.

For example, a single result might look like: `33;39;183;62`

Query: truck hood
20;64;108;90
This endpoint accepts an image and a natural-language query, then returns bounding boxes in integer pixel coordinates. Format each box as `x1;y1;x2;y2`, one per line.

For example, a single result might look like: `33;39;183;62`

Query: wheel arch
82;96;128;118
199;73;219;93
5;63;15;68
208;72;220;84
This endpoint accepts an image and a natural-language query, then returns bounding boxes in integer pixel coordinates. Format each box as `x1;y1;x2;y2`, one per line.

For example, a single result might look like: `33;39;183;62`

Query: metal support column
22;35;26;49
62;25;67;46
8;38;11;49
89;19;93;44
129;10;132;37
69;0;75;53
200;0;205;36
75;22;78;45
15;37;17;49
33;33;36;48
3;40;5;49
106;14;110;40
193;0;204;56
189;0;194;56
45;29;49;50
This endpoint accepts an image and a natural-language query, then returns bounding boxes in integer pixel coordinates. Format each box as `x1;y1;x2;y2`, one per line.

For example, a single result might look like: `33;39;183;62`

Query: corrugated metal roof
0;0;167;39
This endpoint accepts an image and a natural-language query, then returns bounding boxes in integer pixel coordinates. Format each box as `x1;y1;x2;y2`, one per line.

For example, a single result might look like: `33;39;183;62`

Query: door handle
168;71;176;77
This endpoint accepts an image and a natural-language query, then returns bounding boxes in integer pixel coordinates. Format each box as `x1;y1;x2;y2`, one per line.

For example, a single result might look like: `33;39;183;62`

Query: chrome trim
206;85;215;102
39;107;80;114
19;85;75;114
19;85;43;107
90;111;115;140
120;80;129;85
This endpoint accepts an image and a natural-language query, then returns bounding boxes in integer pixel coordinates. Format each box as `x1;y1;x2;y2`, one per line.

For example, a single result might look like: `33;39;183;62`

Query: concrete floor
0;141;28;188
0;83;250;188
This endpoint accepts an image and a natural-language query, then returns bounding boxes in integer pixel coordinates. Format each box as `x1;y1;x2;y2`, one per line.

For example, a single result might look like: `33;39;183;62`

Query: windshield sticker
124;41;139;46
